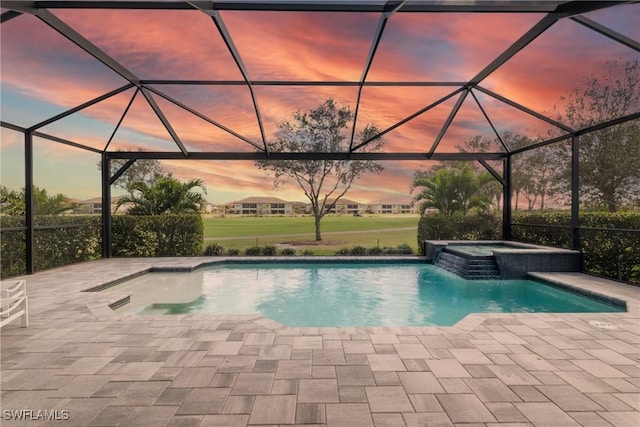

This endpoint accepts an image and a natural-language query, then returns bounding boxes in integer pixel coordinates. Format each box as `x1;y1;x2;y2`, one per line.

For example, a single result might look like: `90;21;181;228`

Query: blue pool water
111;263;623;326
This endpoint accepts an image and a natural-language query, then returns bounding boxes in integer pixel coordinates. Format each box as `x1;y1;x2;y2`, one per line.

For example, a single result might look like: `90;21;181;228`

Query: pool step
434;251;501;280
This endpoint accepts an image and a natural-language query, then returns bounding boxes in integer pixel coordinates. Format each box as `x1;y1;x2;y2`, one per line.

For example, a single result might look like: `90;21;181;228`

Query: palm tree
411;163;492;216
116;176;206;215
0;185;77;215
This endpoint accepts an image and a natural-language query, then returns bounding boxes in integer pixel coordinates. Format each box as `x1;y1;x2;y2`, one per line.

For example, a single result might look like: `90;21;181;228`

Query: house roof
325;198;363;206
234;196;291;204
79;197;120;204
368;197;413;205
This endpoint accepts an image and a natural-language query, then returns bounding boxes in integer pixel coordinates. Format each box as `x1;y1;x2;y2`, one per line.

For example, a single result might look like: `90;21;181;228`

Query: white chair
0;280;28;328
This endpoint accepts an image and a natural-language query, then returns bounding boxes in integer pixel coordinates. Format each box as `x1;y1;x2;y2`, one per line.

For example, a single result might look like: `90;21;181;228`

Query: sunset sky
1;2;638;204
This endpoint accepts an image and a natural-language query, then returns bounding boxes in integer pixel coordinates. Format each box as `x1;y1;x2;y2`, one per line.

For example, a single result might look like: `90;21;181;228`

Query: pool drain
588;320;618;329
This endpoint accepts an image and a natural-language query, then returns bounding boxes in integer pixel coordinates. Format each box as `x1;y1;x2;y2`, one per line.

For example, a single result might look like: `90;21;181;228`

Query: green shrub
244;246;262;256
280;247;296;255
262;245;277;256
112;214;203;257
512;211;571;248
301;250;315;256
367;246;383;255
1;215;102;278
417;213;501;254
204;242;225;256
350;246;367;255
395;243;414;255
381;246;396;255
512;211;640;284
335;247;351;255
227;248;240;256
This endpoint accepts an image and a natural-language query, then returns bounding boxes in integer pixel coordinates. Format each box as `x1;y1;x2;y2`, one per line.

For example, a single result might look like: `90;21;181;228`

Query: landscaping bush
227;248;240;256
244;246;262;256
262;245;277;256
1;215;102;278
417;213;501;253
335;247;351;255
512;211;640;284
381;246;396;255
204;242;225;256
112;214;203;257
280;247;296;255
416;211;638;284
395;243;414;255
301;250;315;256
367;246;383;255
350;246;367;255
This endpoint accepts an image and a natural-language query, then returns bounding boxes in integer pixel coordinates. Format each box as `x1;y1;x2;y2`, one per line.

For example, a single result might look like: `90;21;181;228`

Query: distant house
76;197;120;214
324;198;366;215
233;197;293;215
368;197;416;214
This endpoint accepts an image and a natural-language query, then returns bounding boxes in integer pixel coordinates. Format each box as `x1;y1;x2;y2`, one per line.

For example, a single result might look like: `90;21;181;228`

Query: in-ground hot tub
423;240;582;279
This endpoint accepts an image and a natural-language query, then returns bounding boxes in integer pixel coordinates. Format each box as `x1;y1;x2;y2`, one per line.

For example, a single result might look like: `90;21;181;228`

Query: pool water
110;263;622;326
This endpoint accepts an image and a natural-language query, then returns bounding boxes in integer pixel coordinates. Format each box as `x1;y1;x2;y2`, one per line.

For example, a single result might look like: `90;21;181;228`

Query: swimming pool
106;262;623;327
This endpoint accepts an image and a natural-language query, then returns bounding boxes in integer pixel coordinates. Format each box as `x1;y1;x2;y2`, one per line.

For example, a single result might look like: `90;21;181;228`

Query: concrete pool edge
78;256;639;330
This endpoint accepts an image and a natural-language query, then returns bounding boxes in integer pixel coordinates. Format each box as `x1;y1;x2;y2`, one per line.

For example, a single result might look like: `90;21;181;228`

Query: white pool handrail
0;280;28;328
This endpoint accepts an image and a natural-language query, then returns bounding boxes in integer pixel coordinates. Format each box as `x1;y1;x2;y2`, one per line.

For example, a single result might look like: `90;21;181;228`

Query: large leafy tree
116;176;206;215
0;185;77;215
458;133;565;211
257;99;385;240
554;59;640;212
411;163;492;216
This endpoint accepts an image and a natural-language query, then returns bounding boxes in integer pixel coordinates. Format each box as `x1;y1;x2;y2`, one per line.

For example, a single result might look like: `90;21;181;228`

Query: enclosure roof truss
1;0;639;161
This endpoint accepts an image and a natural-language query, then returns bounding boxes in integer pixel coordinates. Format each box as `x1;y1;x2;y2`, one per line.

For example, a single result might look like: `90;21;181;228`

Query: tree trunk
314;214;322;241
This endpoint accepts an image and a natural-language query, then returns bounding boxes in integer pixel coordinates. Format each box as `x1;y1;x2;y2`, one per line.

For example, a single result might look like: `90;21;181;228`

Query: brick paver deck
1;257;639;426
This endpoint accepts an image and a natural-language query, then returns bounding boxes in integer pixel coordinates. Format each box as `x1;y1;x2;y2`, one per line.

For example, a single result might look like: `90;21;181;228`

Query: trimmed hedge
1;214;205;278
1;215;102;278
513;211;640;284
111;215;203;257
417;214;502;251
418;211;640;284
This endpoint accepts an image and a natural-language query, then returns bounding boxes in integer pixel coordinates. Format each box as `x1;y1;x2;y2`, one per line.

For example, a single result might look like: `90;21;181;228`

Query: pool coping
84;256;640;332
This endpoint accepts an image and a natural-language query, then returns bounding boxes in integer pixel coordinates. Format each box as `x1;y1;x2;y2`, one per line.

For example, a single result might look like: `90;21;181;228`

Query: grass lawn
203;215;420;254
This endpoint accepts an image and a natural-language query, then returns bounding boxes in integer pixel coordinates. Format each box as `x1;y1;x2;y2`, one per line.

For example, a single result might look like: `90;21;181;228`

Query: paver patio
1;257;639;426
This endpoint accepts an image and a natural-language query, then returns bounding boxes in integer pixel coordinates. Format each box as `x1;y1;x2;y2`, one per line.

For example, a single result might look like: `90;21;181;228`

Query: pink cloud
52;9;243;80
368;13;542;82
221;11;379;81
2;5;637;202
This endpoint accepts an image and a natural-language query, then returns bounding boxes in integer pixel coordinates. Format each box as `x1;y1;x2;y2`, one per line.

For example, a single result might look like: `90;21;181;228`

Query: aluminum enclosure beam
571;16;640;52
145;86;263;151
142;80;469;87
101;153;112;258
1;10;23;23
349;0;405;152
28;84;135;131
25;132;35;274
0;1;575;13
206;8;269;154
141;88;189;156
503;156;512;240
352;87;464;152
428;89;469;155
107;151;507;161
474;86;575;133
470;90;509;153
